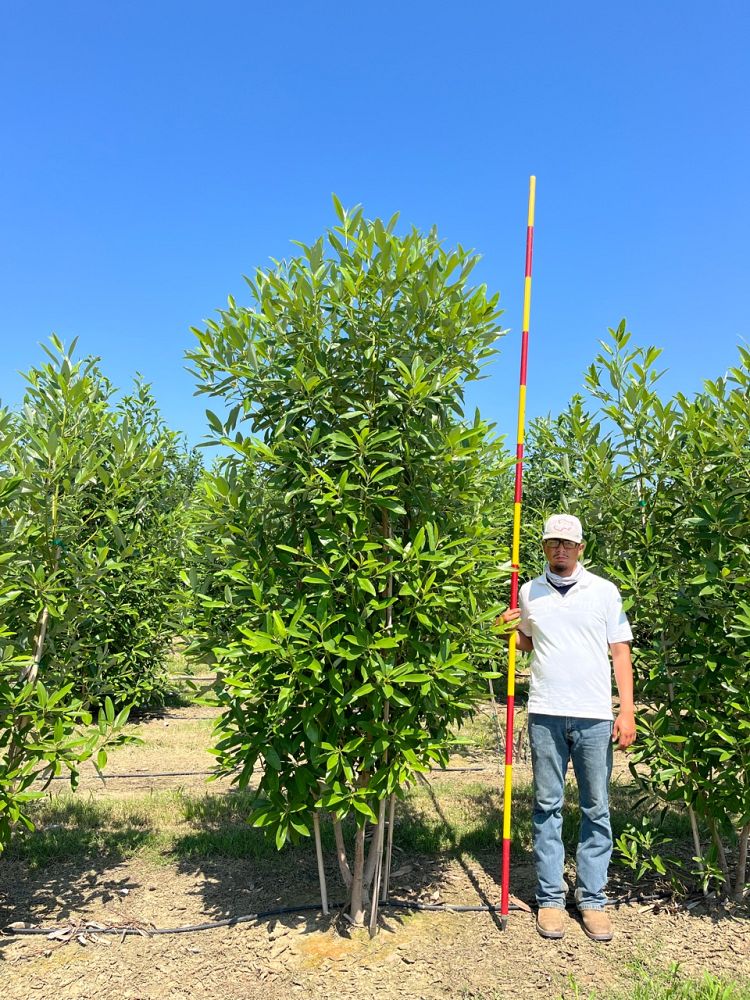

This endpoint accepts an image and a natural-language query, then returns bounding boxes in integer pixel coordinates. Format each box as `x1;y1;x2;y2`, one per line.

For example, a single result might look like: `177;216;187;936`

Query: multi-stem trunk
364;702;391;934
368;794;388;937
371;508;395;917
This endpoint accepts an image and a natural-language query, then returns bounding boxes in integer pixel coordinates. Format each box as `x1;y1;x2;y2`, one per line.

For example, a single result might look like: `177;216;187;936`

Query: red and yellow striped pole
501;175;536;928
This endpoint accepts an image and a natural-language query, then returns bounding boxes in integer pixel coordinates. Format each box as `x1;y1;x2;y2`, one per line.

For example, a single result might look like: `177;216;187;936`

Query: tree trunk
21;606;50;685
661;641;707;893
708;817;731;894
380;794;396;903
362;511;395;931
8;604;51;770
363;819;382;891
688;806;707;894
734;823;750;903
313;812;329;915
349;824;367;925
21;545;59;685
363;710;391;895
333;819;352;889
368;796;388;937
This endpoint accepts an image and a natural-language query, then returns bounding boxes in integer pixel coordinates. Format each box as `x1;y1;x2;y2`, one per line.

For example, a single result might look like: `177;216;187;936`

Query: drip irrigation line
163;715;218;721
4;892;674;939
137;715;219;722
430;766;492;773
5;904;322;938
170;675;218;682
47;771;216;782
390;893;670;913
45;766;493;783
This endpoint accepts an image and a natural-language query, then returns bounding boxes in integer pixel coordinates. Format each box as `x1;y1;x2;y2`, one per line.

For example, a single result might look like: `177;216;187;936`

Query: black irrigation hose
170;676;218;682
47;771;216;781
4;893;673;938
46;766;492;783
390;893;672;913
141;715;219;722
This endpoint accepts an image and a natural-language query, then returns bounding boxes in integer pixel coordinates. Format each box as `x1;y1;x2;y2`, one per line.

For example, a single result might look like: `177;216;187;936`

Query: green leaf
351;799;378;822
205;409;224;434
332;193;346;222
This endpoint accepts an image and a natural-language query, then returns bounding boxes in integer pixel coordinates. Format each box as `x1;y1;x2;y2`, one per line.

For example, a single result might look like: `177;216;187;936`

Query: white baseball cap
542;513;583;543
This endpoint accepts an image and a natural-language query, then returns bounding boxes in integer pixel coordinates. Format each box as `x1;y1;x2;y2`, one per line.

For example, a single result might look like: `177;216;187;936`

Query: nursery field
1;223;749;999
1;693;748;1000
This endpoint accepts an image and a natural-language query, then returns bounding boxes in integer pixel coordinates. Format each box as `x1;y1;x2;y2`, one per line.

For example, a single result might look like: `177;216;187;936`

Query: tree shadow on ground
168;776;533;934
169;792;419;937
0;796;153;960
1;770;739;963
170;771;720;936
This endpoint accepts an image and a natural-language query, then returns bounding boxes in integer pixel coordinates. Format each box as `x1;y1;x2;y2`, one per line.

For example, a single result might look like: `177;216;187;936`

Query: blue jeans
529;714;613;910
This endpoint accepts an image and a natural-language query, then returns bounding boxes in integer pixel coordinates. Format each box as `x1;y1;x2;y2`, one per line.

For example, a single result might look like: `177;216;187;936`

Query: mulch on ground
1;706;748;999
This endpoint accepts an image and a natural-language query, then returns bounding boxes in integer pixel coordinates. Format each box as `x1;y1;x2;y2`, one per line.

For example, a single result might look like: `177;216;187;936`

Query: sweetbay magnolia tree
188;201;510;925
0;340;195;851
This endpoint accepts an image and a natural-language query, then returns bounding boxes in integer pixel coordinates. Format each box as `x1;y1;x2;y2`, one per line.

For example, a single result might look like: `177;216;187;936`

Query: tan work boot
580;908;613;941
536;907;565;939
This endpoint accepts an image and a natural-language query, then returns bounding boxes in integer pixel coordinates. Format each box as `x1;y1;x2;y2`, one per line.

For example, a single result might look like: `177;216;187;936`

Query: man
501;513;636;942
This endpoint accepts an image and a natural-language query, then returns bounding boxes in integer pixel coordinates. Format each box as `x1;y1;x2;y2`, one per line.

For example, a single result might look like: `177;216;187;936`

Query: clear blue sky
2;2;748;448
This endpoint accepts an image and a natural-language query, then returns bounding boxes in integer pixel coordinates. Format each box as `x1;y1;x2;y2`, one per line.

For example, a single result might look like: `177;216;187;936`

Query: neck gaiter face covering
544;561;583;587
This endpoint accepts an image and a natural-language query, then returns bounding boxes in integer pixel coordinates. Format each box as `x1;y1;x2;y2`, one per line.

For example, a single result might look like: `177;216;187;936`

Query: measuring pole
500;175;536;928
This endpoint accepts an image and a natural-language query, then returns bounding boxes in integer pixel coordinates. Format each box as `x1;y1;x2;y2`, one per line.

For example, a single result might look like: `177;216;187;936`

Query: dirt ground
1;706;748;1000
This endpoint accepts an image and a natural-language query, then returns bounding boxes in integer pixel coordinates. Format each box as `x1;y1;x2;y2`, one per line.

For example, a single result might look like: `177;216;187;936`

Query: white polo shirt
519;566;633;720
